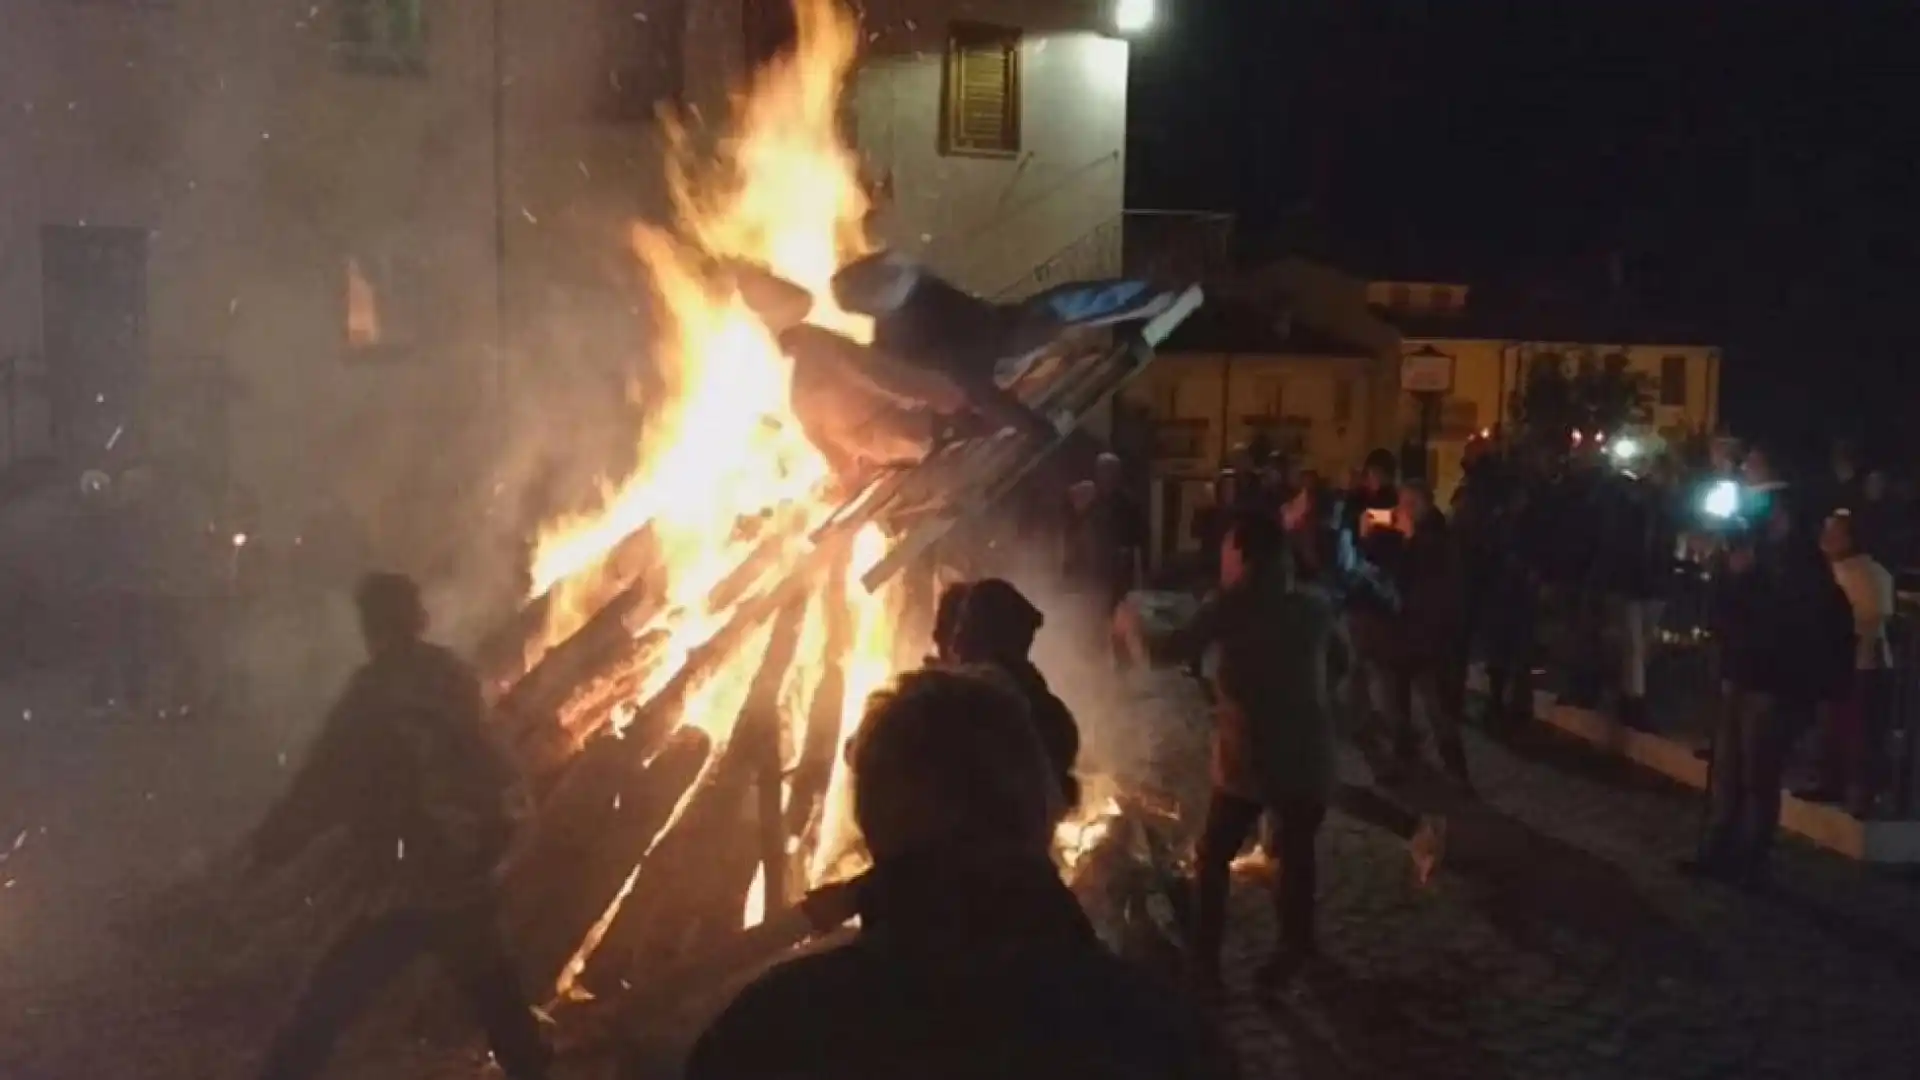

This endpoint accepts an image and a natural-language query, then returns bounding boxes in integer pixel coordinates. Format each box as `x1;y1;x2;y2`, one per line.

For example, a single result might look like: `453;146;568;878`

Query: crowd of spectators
1180;430;1912;841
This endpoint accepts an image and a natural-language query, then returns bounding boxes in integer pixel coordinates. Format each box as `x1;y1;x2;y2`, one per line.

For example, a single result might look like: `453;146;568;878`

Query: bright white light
1115;0;1155;33
1609;436;1642;461
1702;480;1740;520
231;532;249;548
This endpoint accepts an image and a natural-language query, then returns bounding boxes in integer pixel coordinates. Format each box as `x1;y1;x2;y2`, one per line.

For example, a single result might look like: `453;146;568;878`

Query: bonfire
247;0;1199;1063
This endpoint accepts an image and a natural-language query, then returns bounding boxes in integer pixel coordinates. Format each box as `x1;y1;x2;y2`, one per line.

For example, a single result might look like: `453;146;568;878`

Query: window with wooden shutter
942;23;1021;157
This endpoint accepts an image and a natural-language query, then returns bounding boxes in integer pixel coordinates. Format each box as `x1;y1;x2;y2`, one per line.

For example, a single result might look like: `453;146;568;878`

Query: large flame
526;2;1126;995
529;0;898;983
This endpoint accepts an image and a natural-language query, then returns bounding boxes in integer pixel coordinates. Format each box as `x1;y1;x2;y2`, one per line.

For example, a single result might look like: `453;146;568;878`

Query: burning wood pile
244;0;1201;1066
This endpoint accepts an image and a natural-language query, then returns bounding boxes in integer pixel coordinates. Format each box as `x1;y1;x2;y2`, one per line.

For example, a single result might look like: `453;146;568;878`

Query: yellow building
1371;278;1723;500
1118;291;1378;561
1120;259;1723;558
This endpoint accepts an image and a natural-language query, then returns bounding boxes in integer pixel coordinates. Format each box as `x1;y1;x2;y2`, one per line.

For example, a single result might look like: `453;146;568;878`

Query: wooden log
476;524;662;696
499;725;712;996
494;525;795;772
742;599;811;913
598;877;866;1048
573;600;811;997
574;527;853;804
783;561;850;843
474;592;552;699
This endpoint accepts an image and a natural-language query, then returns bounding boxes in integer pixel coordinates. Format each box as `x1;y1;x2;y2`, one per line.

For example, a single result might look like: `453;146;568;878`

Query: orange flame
531;0;897;985
345;257;380;348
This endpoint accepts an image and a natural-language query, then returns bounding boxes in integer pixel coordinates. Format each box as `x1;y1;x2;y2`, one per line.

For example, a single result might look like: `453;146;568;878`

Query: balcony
1122;209;1235;282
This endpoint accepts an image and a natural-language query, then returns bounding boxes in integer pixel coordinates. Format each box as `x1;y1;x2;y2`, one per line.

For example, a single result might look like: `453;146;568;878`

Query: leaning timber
574;599;812;998
499;725;712;996
477;524;663;696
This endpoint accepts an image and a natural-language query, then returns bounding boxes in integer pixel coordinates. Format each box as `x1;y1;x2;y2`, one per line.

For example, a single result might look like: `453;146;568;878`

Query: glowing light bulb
1702;480;1740;520
1115;0;1155;33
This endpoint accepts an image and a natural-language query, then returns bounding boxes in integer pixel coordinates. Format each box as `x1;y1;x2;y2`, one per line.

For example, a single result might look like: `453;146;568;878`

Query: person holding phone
1357;483;1472;790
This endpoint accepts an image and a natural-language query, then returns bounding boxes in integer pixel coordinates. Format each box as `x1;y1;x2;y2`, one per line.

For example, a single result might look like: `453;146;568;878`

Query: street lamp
1115;0;1155;34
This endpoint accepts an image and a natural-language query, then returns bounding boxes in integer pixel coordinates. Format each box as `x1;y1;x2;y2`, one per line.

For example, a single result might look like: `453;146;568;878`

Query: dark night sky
1126;2;1920;463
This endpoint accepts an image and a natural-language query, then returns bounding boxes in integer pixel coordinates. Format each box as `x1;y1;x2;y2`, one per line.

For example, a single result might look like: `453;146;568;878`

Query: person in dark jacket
1358;483;1472;788
250;573;547;1080
1687;496;1855;886
686;668;1236;1080
945;577;1084;815
1341;448;1400;539
1591;465;1680;728
929;579;972;664
1119;511;1351;989
1480;475;1549;729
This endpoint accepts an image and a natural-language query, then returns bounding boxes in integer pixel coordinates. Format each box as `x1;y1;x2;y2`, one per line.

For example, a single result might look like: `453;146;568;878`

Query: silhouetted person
1120;512;1351;990
1064;453;1147;666
1688;497;1853;887
947;577;1083;815
1341;448;1399;539
686;668;1236;1080
1364;483;1472;789
1804;511;1894;813
928;580;972;665
249;572;547;1080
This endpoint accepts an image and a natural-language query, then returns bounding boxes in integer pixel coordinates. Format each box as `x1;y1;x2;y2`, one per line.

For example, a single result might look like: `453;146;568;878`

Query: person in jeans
1120;511;1350;989
1361;483;1472;789
1588;461;1680;729
1805;511;1895;813
1689;496;1854;887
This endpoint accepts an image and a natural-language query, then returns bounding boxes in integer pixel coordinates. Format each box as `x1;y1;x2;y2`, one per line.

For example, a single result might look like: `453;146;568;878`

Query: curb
1470;672;1920;864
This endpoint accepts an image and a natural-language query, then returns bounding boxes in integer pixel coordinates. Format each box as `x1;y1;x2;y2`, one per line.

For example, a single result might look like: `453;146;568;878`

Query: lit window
943;23;1021;157
1387;284;1411;309
337;0;426;76
343;253;420;360
1431;286;1454;310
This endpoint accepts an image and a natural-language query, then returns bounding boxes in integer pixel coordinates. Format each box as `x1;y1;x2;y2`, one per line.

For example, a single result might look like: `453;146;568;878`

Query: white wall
848;0;1130;296
0;3;496;518
0;1;688;563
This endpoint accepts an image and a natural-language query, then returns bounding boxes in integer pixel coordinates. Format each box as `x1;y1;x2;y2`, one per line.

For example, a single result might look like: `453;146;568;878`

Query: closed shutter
944;24;1020;156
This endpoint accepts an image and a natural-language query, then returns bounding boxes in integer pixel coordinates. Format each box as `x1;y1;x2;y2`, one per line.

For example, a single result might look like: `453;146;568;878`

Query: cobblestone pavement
7;668;1920;1079
1210;718;1920;1079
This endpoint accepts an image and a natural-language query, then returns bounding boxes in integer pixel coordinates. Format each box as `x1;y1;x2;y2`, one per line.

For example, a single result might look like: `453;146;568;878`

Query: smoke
980;541;1209;802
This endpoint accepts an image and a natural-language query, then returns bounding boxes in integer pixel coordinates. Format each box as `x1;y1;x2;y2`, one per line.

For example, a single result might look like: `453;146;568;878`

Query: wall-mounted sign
1400;346;1454;393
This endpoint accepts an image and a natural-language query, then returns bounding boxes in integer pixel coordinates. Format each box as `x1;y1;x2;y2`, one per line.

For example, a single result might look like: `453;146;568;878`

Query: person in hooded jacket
942;577;1083;815
686;668;1235;1080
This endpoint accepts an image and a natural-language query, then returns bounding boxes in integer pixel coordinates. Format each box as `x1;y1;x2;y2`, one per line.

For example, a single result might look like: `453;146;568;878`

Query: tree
1508;350;1651;455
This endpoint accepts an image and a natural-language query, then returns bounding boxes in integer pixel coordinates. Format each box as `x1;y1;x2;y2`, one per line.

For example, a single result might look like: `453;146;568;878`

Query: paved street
4;667;1920;1078
1211;718;1920;1079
